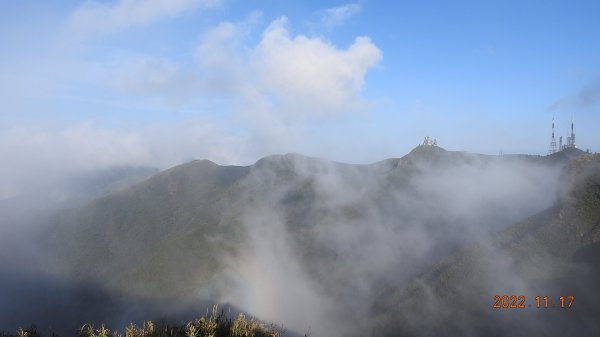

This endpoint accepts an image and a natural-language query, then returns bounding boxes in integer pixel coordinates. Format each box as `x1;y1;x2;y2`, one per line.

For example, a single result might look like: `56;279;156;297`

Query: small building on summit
422;136;437;146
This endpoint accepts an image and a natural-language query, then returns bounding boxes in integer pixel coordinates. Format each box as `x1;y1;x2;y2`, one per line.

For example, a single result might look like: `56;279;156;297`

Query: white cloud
196;13;261;96
0;14;382;202
0;121;252;201
0;124;148;175
0;124;146;201
252;17;382;116
109;55;196;103
196;15;382;118
67;0;222;38
319;3;362;30
192;15;383;157
197;11;262;72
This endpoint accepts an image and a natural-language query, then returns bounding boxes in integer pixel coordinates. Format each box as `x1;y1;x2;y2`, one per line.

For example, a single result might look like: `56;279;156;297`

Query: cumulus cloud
66;0;222;38
253;17;381;115
319;3;362;30
1;14;382;202
71;13;380;126
186;15;383;156
197;15;382;117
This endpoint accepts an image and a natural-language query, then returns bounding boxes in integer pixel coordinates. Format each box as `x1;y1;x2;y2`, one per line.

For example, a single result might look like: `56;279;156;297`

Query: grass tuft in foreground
1;305;284;337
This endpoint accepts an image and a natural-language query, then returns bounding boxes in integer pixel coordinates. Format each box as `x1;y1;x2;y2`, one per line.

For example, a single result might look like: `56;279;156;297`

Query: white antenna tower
548;117;557;154
565;113;577;149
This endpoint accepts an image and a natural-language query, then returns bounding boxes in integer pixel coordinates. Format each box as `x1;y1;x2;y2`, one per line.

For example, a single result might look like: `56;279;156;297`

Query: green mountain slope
45;160;250;298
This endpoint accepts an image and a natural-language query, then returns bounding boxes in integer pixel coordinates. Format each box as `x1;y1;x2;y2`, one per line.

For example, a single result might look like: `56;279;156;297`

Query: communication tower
548;117;557;154
565;114;576;149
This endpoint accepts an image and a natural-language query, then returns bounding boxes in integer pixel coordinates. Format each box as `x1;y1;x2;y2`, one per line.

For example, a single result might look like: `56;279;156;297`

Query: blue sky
1;0;599;178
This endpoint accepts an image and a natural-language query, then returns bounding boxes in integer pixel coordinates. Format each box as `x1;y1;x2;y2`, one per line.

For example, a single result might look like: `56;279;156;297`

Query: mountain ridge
30;145;595;336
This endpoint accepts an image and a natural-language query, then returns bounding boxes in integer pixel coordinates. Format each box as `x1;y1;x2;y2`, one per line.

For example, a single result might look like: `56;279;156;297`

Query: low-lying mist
204;150;564;335
0;147;580;336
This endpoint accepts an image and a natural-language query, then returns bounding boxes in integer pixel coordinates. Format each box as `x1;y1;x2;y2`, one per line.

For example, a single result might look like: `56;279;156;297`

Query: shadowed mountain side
370;154;600;337
0;271;292;337
0;269;228;337
43;160;251;299
61;166;160;207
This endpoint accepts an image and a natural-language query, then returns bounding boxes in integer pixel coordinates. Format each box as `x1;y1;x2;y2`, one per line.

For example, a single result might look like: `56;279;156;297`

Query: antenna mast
570;114;576;148
548;117;557;154
566;114;577;149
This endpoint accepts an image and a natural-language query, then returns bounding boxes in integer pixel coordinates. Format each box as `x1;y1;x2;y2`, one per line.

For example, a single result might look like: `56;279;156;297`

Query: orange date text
492;295;574;309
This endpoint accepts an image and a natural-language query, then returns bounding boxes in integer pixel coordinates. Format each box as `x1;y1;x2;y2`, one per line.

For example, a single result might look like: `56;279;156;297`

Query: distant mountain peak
408;144;447;155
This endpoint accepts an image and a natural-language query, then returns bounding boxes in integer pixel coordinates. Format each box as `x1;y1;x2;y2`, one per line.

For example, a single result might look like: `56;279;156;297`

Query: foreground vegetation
0;306;284;337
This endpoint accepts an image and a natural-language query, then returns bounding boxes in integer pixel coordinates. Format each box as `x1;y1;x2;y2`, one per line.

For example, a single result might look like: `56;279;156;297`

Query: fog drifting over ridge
193;151;564;335
2;1;599;336
0;144;592;336
1;10;383;203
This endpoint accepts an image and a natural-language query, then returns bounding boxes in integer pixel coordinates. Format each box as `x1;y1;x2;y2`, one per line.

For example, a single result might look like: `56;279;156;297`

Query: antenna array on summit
548;115;577;155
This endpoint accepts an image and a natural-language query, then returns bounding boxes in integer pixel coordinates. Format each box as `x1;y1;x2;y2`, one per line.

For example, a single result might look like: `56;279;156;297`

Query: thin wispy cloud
319;3;362;30
109;55;198;105
66;0;222;39
549;76;600;112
